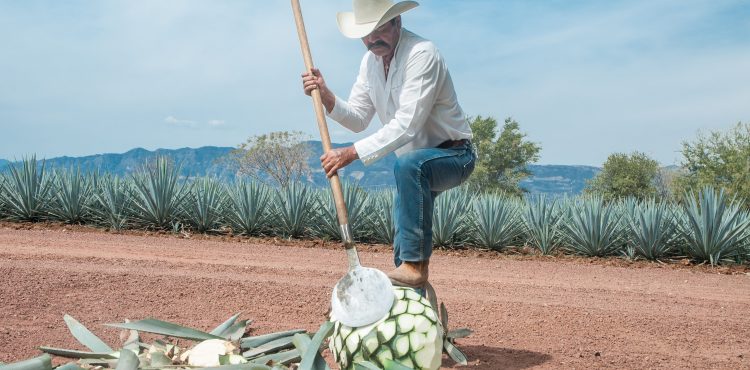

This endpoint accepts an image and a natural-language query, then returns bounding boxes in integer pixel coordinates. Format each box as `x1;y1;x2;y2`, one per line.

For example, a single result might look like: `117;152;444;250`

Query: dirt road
1;226;748;369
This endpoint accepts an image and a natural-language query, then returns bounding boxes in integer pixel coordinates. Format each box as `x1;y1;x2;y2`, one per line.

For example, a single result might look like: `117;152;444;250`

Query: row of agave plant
1;156;749;266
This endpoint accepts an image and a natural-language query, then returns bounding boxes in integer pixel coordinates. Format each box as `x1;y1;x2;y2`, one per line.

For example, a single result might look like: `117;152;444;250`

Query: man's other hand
301;68;335;113
320;145;359;178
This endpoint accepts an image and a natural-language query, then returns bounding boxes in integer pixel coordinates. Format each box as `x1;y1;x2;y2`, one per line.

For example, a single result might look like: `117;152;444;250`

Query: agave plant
0;156;53;221
224;179;273;236
314;181;370;241
430;187;474;248
625;199;678;260
129;157;189;230
90;175;132;231
678;186;750;265
471;193;524;251
182;177;225;233
48;167;95;224
369;189;396;245
560;196;624;256
272;181;315;238
523;194;563;255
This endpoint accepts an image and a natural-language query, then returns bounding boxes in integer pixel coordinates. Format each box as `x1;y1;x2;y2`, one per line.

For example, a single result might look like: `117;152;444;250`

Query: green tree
468;116;541;195
231;131;312;188
673;122;750;204
584;151;660;201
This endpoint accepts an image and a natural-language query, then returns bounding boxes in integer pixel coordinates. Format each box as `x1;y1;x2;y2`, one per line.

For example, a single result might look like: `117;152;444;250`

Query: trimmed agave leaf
432;187;474;247
313;181;370;241
115;348;139;370
183;177;226;233
119;319;140;353
194;364;274;370
247;349;300;366
271;182;314;238
447;328;473;339
54;363;85;370
443;340;468;365
292;333;329;370
0;354;52;370
210;313;241;336
382;359;414;370
0;156;53;222
224;180;273;236
224;320;253;342
240;329;306;349
106;318;223;341
243;336;295;359
679;187;750;265
37;347;116;359
298;322;333;370
62;314;114;353
353;362;381;370
148;352;172;367
129;156;189;230
472;193;524;250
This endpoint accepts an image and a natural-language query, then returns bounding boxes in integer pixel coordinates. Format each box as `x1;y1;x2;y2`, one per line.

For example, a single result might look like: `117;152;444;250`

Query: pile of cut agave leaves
0;309;470;370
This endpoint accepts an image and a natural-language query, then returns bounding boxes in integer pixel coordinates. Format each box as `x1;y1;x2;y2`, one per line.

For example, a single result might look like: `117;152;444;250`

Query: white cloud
207;119;225;127
164;116;197;128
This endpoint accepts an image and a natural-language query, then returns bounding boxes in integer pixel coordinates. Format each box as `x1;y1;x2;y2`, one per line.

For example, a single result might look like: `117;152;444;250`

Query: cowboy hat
337;0;419;39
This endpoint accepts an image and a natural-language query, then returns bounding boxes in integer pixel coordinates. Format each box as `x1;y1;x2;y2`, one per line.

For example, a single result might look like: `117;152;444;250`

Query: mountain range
0;144;601;195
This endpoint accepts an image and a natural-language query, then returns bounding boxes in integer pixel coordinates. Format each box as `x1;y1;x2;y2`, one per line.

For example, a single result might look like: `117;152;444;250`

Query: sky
1;0;749;166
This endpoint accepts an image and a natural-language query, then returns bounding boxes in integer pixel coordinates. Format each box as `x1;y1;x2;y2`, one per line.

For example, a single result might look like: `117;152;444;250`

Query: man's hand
320;145;359;178
301;68;335;113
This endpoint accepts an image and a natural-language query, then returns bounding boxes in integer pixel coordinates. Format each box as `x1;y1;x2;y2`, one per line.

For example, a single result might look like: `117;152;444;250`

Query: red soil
0;224;748;369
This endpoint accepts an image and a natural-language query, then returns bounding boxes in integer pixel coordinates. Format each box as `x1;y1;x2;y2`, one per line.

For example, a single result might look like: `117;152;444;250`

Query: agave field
0;156;749;266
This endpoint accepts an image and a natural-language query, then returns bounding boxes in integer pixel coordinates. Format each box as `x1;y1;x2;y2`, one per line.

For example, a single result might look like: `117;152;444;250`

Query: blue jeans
393;142;476;267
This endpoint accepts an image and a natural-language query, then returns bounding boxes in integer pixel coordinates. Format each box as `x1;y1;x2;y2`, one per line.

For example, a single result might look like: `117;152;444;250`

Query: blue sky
1;0;749;166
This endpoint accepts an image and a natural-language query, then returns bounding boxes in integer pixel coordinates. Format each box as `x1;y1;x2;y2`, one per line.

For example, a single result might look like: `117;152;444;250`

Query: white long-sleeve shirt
327;29;472;166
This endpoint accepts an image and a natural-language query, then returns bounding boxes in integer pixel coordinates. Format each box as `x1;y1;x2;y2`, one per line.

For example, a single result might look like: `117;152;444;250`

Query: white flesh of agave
187;339;237;367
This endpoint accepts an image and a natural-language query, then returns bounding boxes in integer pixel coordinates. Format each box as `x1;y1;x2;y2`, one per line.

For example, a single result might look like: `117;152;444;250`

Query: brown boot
388;260;429;288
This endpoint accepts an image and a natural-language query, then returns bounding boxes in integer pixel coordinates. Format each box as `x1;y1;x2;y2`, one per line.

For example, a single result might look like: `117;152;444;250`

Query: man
302;0;474;288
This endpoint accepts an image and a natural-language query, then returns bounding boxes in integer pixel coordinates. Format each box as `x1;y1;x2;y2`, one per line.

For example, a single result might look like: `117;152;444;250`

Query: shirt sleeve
354;48;442;165
326;57;376;133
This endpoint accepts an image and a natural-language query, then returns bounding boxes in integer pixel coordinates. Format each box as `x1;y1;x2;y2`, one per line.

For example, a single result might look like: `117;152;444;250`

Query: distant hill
0;145;601;195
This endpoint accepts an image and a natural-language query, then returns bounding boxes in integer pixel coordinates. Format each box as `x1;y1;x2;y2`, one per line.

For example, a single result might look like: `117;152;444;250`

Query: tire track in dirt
1;227;749;369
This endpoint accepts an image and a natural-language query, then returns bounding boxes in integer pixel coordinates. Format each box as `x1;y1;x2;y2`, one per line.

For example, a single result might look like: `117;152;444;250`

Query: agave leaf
248;349;300;367
440;302;449;331
217;319;252;342
382;359;414;370
115;348;139;370
243;337;295;359
210;313;241;336
292;334;329;370
447;328;473;339
194;364;273;370
62;314;114;353
297;321;334;370
0;354;52;370
37;347;116;359
76;359;117;367
149;352;171;367
353;362;381;370
240;329;306;349
119;320;140;353
106;319;223;341
444;340;468;365
54;363;85;370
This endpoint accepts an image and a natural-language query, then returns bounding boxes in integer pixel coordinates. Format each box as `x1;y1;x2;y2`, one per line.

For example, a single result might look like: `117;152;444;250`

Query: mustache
367;40;389;50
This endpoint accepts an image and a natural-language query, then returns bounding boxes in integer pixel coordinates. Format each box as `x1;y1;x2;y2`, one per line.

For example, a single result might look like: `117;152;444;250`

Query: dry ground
0;224;749;369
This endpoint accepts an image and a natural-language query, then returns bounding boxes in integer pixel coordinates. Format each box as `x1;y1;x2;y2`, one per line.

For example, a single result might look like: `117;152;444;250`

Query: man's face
361;17;401;58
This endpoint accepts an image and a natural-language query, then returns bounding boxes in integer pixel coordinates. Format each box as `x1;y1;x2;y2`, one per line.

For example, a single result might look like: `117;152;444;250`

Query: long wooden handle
291;0;352;241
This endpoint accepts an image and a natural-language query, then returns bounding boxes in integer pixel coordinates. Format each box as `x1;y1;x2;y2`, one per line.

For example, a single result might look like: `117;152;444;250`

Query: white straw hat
337;0;419;39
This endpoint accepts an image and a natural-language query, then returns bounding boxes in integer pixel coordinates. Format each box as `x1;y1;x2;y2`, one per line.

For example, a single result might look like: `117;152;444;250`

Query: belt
437;139;469;149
